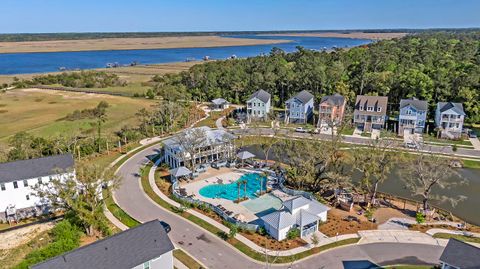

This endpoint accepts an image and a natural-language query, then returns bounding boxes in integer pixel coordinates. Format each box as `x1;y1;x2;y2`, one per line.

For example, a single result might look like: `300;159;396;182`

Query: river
0;35;371;75
244;145;480;225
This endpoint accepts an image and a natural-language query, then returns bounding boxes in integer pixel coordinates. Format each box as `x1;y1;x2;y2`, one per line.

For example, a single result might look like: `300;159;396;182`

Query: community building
261;196;330;241
353;95;388;132
163;126;235;169
439;238;480;269
0;154;75;222
32;220;175;269
285;90;314;124
211;98;230;110
398;97;428;135
435;102;466;139
246;89;271;121
317;93;346;127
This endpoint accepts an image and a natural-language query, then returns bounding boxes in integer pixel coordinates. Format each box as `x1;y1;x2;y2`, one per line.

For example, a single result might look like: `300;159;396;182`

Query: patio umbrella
169;166;192;181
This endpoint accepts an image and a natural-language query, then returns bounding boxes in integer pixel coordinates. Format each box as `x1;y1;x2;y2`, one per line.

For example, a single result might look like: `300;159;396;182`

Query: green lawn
433;233;480;243
423;136;473;147
173;249;204;269
462;159;480;169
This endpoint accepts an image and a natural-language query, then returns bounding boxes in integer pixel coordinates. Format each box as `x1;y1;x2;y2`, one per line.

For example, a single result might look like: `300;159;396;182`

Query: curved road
114;143;444;269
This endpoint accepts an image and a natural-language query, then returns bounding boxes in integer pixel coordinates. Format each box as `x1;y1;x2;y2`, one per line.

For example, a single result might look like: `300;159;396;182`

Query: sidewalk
358;230;443;246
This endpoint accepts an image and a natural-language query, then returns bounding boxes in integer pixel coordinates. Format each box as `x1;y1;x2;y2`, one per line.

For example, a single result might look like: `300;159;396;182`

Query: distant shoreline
260;32;408;40
0;35;292;54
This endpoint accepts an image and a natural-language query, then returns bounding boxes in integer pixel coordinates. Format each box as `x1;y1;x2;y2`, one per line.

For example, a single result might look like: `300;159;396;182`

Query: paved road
114;143;444;269
232;128;480;158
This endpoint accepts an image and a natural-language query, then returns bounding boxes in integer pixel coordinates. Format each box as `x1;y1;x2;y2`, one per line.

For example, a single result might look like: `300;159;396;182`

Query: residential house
285;90;314;124
435;102;466;139
32;220;175;269
438;238;480;269
353;95;388;132
163;126;235;169
246;89;271;121
0;154;75;222
211;98;230;110
398;98;428;135
317;93;346;127
261;196;330;241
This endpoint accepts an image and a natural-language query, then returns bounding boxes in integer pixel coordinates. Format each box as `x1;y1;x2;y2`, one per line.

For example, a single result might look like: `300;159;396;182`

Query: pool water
241;193;283;214
199;173;267;200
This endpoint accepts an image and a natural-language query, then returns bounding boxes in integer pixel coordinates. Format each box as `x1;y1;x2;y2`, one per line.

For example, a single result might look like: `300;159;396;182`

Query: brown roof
354;95;388;116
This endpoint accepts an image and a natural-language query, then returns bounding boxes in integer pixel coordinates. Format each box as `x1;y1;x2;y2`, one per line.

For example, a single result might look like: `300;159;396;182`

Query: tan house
317;93;346;127
353;95;388;132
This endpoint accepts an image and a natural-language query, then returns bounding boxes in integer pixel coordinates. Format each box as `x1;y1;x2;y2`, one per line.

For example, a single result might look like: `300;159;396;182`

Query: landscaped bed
319;208;377;236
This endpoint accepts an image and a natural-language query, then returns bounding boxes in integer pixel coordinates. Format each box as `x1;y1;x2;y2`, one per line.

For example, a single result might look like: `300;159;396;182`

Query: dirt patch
241;231;307;251
374;207;415;225
0;222;55;250
319;208;377;236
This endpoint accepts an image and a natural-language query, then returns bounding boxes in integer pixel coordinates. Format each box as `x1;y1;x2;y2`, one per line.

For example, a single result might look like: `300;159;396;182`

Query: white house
438;238;480;269
32;220;175;269
246;89;271;121
163;126;235;169
261;196;330;241
0;154;75;221
285;90;314;124
435;102;466;139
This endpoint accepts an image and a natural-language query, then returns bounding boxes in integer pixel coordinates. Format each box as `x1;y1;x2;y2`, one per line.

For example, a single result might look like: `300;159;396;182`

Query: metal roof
247;89;271;103
163;127;234;151
439;238;480;269
438;102;466;115
320;93;345;107
211;98;229;105
32;220;175;269
283;196;311;213
286;90;314;104
236;151;255;160
260;210;297;230
400;98;428;111
0;154;74;184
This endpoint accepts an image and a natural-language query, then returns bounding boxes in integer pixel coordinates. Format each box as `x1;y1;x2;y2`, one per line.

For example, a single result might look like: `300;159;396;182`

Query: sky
1;0;480;33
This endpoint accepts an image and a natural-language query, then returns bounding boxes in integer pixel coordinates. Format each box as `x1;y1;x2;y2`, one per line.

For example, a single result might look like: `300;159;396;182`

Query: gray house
435;102;466;139
211;98;229;110
439;238;480;269
353;95;388;132
246;89;271;121
285;90;314;124
32;220;175;269
398;98;428;135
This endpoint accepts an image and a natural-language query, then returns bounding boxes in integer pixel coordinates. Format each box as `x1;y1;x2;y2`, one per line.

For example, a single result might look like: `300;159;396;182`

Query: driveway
113;142;445;269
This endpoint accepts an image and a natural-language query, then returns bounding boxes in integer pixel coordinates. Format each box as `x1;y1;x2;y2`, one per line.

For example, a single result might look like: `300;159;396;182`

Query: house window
377;107;382;112
143;261;150;269
0;183;5;191
359;106;364;111
13;181;18;189
38;178;42;184
26;195;30;200
23;180;28;187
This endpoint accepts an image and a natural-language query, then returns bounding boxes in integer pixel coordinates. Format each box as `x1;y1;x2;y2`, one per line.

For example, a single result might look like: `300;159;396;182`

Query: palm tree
243;179;248;199
236;181;242;203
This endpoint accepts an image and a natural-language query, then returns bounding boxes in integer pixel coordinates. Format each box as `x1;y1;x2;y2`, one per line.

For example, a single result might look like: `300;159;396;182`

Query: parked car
404;142;418;149
295;127;307;133
159;221;171;233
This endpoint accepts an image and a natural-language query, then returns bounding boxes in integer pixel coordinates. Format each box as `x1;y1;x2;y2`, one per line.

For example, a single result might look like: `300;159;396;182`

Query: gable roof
320;93;345;107
261;210;297;230
438;102;466;115
283;196;310;213
287;90;314;104
439;238;480;269
354;95;388;116
0;154;74;184
163;126;235;151
32;220;175;269
247;89;271;103
400;98;428;111
211;98;229;105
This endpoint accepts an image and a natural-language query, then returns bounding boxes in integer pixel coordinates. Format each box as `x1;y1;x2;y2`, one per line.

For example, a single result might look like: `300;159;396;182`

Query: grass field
0;88;154;141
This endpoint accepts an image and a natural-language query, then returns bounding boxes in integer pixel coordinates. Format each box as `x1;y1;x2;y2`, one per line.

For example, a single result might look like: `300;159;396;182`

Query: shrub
229;225;238;238
258;226;267;236
287;228;300;240
416;212;426;224
452;144;458;152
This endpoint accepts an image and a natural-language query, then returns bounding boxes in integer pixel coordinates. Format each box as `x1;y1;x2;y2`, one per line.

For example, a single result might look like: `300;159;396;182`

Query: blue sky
1;0;479;33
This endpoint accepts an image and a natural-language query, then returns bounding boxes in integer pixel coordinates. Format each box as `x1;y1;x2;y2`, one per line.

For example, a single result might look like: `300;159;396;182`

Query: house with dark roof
435;102;466;139
246;89;271;121
439;238;480;269
317;93;346;127
284;90;314;124
260;196;329;241
31;220;175;269
211;98;230;110
0;154;74;222
353;95;388;132
398;97;428;135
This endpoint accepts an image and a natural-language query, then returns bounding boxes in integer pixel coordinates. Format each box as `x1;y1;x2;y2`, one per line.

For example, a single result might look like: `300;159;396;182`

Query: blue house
285;90;314;124
398;98;428;135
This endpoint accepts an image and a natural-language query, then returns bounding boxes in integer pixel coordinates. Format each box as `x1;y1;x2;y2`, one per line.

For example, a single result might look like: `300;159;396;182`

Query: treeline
12;71;126;89
157;31;480;123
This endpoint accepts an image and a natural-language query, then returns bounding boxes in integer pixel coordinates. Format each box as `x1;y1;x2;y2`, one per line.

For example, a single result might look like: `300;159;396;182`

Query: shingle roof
0;154;74;184
211;98;229;105
320;93;345;107
247;89;271;103
439;238;480;269
400;98;428;111
287;90;314;104
31;220;175;269
354;95;388;116
438;102;466;115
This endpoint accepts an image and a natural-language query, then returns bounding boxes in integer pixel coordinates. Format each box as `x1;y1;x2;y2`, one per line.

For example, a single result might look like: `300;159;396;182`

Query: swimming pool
241;193;282;214
199;173;267;200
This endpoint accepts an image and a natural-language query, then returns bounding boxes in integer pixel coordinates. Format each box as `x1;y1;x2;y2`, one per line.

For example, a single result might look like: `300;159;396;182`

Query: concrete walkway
470;137;480;150
215;116;225;130
358;230;444;246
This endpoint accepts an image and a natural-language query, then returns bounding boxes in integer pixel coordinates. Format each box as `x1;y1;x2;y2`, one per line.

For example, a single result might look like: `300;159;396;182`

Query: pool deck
181;168;293;223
